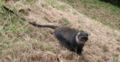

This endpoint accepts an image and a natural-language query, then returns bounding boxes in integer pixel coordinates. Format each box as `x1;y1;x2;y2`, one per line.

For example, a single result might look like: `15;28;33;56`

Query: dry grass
59;0;120;30
0;0;120;62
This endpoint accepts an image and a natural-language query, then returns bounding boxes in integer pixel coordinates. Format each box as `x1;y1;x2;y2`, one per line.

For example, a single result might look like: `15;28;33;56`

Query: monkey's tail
29;22;58;29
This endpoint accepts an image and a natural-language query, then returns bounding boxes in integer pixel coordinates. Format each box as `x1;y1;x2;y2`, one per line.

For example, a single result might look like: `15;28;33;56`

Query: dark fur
29;22;89;55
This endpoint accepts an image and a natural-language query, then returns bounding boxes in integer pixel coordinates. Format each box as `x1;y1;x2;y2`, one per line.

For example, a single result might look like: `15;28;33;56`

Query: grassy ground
0;0;79;62
60;0;120;30
0;0;28;55
0;0;120;62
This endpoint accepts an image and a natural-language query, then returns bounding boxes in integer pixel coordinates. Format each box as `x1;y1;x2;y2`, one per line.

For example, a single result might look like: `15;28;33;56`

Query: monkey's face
76;31;89;44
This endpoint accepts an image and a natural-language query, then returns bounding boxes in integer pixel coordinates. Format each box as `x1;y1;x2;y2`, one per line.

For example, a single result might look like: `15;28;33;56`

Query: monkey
29;22;89;55
2;5;89;55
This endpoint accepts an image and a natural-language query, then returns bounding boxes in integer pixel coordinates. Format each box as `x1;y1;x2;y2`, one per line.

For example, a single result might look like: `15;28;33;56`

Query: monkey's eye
79;36;88;42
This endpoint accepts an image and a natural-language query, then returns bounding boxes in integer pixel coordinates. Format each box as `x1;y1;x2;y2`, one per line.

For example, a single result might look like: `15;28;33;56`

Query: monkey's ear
79;30;84;32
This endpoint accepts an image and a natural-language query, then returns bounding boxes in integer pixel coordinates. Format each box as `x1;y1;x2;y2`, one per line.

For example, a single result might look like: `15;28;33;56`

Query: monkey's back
54;27;79;43
54;27;79;49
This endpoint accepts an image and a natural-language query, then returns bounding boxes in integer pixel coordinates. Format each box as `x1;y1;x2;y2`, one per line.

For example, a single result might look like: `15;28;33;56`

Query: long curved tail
29;22;59;29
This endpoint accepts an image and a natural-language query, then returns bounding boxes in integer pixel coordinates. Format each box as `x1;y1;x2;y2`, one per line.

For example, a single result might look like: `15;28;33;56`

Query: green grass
0;7;27;33
112;56;120;62
62;17;70;25
0;0;57;57
46;0;67;11
0;1;28;55
60;0;120;30
25;0;36;4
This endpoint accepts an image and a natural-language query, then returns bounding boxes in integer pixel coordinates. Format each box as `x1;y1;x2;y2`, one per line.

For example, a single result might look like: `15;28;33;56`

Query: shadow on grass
100;0;120;7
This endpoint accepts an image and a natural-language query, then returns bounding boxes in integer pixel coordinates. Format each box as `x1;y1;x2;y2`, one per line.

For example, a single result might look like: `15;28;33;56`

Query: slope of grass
0;0;120;62
60;0;120;30
0;0;28;55
0;1;60;61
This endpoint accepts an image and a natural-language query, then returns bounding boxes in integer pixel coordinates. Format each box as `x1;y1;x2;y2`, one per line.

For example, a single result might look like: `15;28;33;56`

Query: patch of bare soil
1;0;120;62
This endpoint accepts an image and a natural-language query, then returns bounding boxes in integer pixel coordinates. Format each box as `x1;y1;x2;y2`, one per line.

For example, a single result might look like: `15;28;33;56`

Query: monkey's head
76;31;89;44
